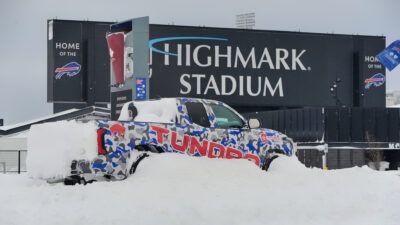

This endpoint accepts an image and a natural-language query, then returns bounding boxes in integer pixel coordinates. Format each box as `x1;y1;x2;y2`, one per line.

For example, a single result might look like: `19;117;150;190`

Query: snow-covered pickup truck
62;98;295;184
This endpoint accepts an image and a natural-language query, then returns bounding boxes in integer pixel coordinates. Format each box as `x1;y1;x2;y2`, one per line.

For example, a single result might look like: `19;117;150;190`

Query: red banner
106;32;125;85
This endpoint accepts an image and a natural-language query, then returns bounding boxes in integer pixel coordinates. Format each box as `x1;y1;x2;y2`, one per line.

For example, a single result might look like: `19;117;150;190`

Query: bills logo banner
136;77;147;100
376;40;400;71
365;73;385;89
55;62;81;79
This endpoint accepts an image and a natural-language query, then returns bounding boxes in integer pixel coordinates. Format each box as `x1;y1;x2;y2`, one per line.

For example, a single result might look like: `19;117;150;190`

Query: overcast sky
0;0;399;125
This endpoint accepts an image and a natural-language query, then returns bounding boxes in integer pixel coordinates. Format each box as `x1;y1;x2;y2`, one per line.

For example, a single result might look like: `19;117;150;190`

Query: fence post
18;150;21;174
0;162;5;174
323;143;328;170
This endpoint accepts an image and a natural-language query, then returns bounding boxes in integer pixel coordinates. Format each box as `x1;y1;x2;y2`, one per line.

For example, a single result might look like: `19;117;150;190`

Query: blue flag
376;40;400;71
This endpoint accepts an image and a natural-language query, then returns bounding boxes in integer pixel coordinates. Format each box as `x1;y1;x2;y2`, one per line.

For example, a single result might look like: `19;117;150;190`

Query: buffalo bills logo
55;62;81;79
365;73;385;89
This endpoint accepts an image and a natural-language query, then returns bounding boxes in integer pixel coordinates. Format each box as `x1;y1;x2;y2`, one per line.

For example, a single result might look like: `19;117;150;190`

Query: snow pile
2;154;400;225
118;98;177;123
26;120;98;179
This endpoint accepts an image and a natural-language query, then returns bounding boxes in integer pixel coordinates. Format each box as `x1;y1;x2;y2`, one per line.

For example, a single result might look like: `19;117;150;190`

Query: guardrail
0;150;27;173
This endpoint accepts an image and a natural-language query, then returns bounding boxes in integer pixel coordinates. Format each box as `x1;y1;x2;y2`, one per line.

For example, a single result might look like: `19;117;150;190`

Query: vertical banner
48;20;112;108
377;40;400;71
49;21;85;102
356;37;386;107
106;32;125;85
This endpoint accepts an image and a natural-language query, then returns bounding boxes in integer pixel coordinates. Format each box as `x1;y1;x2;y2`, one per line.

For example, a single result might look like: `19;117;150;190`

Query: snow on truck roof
117;97;242;124
118;98;178;123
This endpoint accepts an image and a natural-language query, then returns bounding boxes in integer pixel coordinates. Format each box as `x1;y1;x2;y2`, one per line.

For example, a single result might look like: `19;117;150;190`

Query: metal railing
0;150;27;173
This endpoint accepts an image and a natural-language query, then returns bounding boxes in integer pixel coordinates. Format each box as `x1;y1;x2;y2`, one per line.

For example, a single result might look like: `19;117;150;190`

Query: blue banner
376;40;400;71
135;77;147;100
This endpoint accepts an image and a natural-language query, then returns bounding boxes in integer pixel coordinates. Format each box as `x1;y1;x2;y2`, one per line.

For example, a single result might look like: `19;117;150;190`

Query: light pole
330;77;344;107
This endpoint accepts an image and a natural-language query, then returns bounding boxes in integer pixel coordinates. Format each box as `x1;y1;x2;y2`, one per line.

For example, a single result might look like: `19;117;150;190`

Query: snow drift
1;154;400;225
20;119;400;225
27;120;98;179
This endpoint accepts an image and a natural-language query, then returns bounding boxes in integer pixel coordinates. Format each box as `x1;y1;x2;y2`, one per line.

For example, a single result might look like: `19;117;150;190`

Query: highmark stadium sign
148;25;360;107
149;36;309;98
47;20;385;108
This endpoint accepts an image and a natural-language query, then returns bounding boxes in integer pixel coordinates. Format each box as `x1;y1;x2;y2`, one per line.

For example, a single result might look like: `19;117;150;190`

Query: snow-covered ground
1;154;399;225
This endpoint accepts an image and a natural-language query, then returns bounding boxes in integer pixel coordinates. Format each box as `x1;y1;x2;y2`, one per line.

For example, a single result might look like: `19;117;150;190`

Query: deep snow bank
3;154;400;225
27;120;98;179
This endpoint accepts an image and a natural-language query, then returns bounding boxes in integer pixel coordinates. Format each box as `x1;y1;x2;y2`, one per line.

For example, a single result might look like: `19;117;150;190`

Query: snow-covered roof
0;106;110;136
387;104;400;108
0;136;27;150
0;109;79;131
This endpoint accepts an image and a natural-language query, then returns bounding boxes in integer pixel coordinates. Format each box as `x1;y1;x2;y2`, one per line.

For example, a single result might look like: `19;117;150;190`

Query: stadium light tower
236;13;255;29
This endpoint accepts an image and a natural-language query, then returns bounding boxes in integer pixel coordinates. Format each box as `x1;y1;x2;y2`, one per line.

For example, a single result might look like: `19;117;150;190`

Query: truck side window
185;102;211;127
210;104;244;129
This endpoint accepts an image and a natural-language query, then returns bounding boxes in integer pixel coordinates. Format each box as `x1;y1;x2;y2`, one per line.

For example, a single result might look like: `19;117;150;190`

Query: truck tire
261;155;279;171
129;153;149;174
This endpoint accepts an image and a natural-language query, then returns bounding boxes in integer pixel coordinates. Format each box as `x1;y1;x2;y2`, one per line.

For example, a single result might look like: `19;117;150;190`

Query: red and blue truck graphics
68;98;295;184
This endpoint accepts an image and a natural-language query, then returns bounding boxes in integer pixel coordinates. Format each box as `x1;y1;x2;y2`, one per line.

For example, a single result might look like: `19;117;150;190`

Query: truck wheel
261;155;279;171
129;153;149;174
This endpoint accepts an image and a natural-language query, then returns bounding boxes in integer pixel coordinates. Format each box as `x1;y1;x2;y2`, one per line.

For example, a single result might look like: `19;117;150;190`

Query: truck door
208;103;262;166
207;103;248;152
184;101;229;158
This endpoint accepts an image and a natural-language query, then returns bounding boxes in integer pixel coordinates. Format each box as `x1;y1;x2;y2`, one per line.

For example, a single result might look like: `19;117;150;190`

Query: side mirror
248;118;260;129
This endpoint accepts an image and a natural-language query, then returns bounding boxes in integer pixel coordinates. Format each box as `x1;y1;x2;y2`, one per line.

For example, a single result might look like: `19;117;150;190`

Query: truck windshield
210;104;244;129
